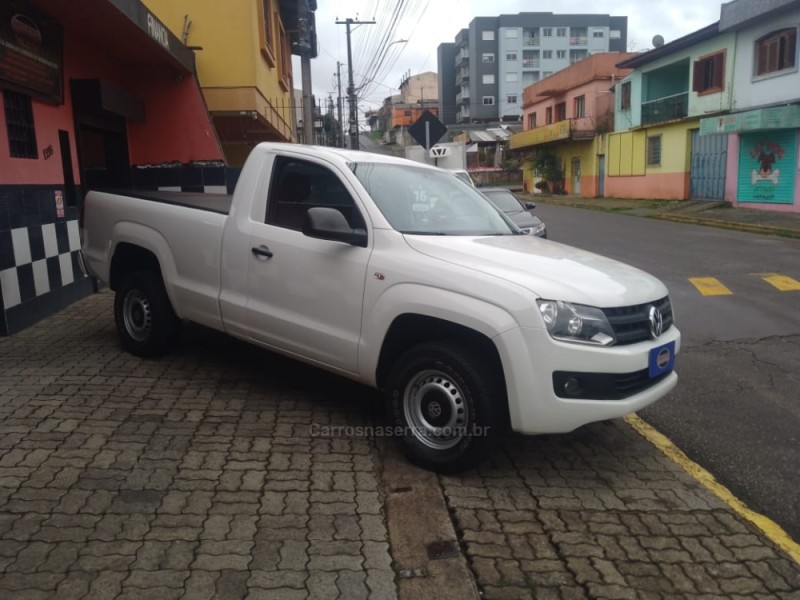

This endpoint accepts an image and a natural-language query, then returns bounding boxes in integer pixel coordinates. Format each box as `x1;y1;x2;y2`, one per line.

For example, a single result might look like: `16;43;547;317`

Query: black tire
385;341;508;473
114;270;181;357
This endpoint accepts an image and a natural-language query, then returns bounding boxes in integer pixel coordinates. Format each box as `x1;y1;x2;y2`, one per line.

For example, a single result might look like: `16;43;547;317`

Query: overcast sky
293;0;725;116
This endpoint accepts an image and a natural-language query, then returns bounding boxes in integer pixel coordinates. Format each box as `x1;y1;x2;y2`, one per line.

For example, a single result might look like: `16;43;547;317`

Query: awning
700;105;800;135
28;0;195;76
510;120;571;149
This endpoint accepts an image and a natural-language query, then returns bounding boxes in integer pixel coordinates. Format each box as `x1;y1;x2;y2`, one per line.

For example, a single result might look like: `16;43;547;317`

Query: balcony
523;37;540;47
455;49;469;66
456;90;470;104
522;59;540;69
569;36;588;46
455;68;469;85
641;92;689;125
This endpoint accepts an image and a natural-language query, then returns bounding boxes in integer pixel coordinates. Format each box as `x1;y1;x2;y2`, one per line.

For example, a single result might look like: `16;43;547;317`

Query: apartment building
437;12;628;125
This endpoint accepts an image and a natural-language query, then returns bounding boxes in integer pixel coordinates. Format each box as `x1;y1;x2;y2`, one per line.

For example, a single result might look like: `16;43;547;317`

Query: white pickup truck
81;143;680;472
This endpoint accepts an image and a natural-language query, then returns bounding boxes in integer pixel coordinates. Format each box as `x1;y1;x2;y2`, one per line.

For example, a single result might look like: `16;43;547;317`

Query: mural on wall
737;131;796;204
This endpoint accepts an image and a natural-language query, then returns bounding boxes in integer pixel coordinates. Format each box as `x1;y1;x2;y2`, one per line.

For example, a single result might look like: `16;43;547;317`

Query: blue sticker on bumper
648;341;676;378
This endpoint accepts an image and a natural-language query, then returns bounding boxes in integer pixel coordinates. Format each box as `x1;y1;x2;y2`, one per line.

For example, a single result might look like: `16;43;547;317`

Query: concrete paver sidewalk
1;292;799;599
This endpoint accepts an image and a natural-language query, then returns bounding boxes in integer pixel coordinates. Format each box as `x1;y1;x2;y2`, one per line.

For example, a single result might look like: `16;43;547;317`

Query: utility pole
336;62;344;148
336;17;375;149
298;0;314;145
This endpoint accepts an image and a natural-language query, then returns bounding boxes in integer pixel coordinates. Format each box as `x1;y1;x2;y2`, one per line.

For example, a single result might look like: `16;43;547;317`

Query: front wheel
114;270;181;357
385;342;508;473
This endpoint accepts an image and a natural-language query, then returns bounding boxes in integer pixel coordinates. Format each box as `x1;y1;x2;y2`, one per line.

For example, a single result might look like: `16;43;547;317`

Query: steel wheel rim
123;289;152;342
403;369;468;450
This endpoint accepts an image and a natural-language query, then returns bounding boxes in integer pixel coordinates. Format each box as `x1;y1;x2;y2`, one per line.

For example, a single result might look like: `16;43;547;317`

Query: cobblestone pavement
441;427;800;599
0;292;395;599
2;292;800;599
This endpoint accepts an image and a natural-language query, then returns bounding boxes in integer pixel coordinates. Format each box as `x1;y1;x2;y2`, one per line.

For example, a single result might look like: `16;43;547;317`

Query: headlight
536;300;616;346
529;222;546;237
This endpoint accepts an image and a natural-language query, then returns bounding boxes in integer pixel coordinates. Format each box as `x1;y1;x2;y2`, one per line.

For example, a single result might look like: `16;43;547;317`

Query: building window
527;113;537;128
506;52;518;61
505;29;519;38
556;28;567;37
543;50;552;59
593;31;604;38
482;74;495;84
482;30;495;41
278;19;291;91
505;72;519;83
482;96;495;105
647;135;662;166
507;95;518;104
482;53;495;63
258;0;276;66
620;81;631;110
557;50;566;59
404;110;412;116
3;90;38;159
545;107;553;124
543;71;553;77
610;29;622;39
693;51;725;94
555;102;566;121
574;95;585;118
754;28;797;76
542;28;553;37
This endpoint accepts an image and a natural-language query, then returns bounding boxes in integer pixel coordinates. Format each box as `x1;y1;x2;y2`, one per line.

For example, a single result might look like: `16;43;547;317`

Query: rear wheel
114;270;180;357
385;341;507;473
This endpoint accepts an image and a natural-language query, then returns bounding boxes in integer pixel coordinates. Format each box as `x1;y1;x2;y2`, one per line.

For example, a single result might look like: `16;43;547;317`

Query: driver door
245;156;371;373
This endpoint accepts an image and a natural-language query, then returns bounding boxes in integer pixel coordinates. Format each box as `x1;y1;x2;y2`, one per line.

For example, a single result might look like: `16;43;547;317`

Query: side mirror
525;202;536;210
303;207;368;247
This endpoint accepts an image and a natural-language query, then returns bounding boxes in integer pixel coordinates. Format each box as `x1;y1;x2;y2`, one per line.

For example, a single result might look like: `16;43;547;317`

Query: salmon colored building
0;0;224;335
510;53;635;197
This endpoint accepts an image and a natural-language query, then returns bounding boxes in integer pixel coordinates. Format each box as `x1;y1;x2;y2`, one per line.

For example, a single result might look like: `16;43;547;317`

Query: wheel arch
375;313;506;394
109;243;162;291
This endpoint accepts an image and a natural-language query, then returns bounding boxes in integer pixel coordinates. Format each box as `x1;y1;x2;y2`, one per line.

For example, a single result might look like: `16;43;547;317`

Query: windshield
482;190;523;213
352;163;518;235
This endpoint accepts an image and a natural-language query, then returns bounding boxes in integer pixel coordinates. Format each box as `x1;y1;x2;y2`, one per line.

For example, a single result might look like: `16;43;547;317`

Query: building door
76;122;131;191
598;155;605;197
690;130;727;200
571;157;581;195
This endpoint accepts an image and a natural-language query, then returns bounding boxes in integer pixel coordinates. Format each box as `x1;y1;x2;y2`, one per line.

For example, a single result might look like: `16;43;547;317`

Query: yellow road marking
688;277;733;296
758;273;800;292
625;414;800;566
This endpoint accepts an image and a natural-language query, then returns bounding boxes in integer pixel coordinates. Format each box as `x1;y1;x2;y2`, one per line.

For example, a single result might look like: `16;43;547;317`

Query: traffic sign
408;110;447;150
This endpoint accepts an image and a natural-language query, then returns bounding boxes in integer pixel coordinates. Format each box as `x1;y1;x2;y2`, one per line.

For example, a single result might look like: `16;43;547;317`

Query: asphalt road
533;203;800;540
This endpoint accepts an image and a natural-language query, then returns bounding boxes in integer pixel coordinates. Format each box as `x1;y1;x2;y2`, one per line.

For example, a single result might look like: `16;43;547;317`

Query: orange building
510;53;635;197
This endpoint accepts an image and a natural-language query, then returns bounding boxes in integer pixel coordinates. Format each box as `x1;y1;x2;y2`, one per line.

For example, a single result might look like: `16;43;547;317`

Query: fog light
564;377;582;396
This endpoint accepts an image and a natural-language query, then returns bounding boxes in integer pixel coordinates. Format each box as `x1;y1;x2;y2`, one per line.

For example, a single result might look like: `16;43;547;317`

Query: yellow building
145;0;307;164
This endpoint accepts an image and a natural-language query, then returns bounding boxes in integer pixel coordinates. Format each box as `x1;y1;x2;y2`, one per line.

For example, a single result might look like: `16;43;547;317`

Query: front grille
602;297;673;346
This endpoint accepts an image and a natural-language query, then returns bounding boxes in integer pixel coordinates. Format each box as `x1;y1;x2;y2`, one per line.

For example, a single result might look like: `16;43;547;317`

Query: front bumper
495;324;681;434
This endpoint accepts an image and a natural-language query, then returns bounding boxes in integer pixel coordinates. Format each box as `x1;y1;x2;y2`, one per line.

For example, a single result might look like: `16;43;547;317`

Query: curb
529;198;800;240
649;213;800;239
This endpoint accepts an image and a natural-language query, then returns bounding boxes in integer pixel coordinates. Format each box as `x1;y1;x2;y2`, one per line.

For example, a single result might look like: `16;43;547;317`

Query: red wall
0;25;223;186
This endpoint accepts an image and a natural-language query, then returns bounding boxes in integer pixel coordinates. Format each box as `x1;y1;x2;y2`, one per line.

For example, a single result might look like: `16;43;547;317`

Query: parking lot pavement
2;292;799;600
0;292;395;600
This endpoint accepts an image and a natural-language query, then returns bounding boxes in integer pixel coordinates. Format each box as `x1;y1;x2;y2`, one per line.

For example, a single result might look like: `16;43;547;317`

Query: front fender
359;283;520;386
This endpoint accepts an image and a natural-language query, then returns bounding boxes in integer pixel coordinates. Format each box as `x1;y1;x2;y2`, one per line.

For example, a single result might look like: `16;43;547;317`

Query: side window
267;156;366;231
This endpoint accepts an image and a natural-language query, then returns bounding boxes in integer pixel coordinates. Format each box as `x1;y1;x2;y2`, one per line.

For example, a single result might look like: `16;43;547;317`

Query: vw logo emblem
648;305;663;339
428;402;442;419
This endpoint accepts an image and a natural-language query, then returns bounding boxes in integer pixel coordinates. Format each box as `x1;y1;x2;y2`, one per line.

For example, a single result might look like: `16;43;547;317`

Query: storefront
700;105;800;212
0;0;224;335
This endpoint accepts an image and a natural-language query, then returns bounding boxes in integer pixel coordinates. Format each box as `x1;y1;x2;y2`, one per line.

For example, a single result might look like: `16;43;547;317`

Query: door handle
251;245;273;259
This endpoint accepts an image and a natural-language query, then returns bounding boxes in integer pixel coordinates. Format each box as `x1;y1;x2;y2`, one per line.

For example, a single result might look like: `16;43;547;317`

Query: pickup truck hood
404;234;668;307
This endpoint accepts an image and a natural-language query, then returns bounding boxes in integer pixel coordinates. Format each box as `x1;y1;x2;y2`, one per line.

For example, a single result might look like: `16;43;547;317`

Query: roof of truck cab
256;142;440;169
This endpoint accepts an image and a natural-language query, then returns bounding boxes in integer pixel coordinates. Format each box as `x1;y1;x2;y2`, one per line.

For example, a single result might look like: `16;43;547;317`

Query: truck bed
106;190;233;215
